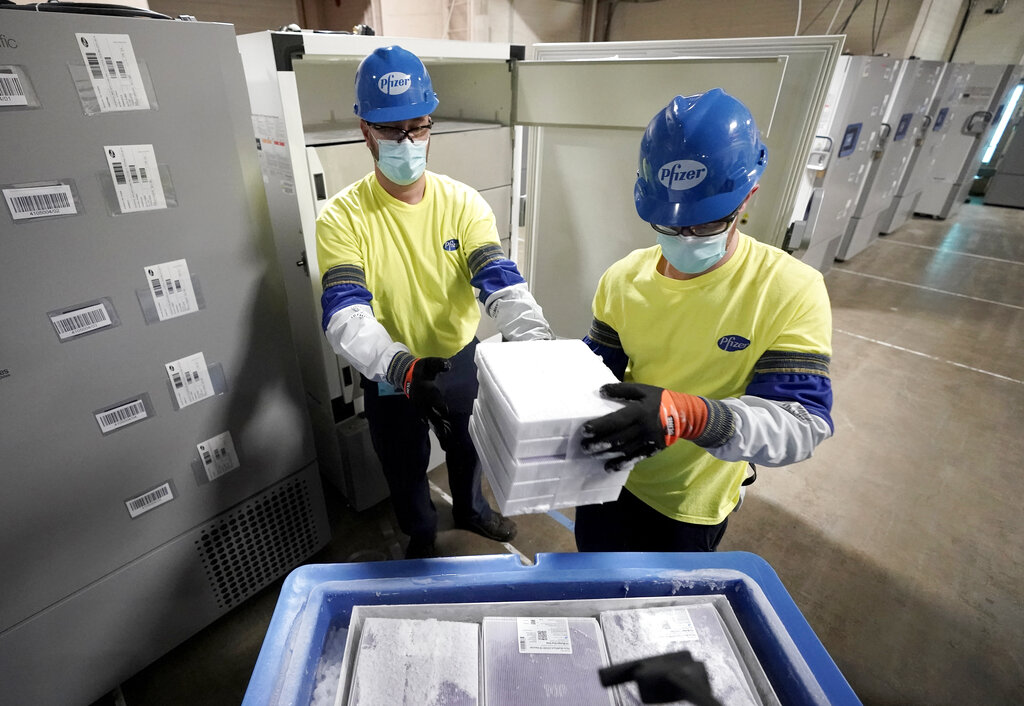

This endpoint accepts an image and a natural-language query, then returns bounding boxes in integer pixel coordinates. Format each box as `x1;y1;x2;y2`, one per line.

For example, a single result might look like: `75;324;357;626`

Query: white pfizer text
658;160;707;190
377;72;411;95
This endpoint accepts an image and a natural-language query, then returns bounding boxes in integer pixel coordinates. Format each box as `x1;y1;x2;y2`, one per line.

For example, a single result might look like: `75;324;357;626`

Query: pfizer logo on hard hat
658;160;708;191
378;72;412;95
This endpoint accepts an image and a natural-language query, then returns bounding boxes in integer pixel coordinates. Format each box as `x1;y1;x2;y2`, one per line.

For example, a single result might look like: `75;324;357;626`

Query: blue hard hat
635;89;768;227
353;45;439;123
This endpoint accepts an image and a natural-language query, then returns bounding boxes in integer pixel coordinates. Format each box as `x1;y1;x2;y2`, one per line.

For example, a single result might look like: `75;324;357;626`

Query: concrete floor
92;199;1023;706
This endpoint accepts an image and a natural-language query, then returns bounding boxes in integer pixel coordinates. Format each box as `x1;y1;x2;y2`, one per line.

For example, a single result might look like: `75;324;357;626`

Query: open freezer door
514;36;843;338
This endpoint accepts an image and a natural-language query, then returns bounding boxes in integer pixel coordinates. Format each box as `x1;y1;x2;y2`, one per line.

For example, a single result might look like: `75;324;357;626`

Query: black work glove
599;650;722;706
580;382;709;472
403;357;453;450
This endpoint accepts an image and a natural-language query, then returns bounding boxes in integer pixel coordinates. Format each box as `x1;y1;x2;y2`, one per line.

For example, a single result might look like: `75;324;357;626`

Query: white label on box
104;144;166;212
4;184;77;219
0;66;28;106
125;482;173;518
165;352;214;408
638;608;699;647
198;431;240;481
50;302;113;340
96;398;148;434
517;617;573;654
145;259;199;320
75;33;150;111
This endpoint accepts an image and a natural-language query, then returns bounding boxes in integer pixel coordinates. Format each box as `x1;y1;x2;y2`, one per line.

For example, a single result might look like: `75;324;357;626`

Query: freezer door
515;37;843;336
915;63;1012;218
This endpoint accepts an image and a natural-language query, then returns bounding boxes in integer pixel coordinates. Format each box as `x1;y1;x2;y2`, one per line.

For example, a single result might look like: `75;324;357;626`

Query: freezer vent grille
195;477;321;609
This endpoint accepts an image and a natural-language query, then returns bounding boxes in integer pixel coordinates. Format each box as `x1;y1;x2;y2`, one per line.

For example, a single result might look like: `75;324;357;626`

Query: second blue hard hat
635;89;768;227
353;45;439;123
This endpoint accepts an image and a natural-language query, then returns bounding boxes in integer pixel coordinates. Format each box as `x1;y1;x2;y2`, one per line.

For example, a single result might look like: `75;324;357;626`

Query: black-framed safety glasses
366;118;434;142
651;206;741;238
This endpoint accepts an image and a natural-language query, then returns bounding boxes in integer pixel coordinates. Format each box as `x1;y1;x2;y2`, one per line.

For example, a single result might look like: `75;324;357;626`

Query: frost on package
347;617;479;706
599;604;763;706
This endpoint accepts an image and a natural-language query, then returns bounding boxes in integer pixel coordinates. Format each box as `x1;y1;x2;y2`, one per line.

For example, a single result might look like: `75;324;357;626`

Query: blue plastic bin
243;551;859;706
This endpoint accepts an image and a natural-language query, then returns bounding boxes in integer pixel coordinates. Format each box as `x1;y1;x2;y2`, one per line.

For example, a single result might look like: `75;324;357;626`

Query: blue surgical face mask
375;137;428;186
657;231;729;274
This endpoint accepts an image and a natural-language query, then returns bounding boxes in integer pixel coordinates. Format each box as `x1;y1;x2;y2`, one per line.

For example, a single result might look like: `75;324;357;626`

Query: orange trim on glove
402;359;417;397
659;390;708;446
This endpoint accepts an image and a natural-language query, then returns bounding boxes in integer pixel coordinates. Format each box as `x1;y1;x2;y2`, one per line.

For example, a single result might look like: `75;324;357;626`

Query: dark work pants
361;339;491;542
575;487;728;552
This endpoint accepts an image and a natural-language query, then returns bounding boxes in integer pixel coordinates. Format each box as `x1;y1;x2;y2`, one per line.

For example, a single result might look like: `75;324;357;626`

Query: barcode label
50;303;113;340
4;184;77;219
76;34;150;112
165;352;214;408
198;431;240;481
0;66;28;106
96;398;148;434
126;482;173;518
104;145;166;212
145;259;199;320
516;618;572;654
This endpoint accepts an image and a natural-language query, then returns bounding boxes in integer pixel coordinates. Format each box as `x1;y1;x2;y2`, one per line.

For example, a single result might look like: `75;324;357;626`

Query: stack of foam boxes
469;339;628;515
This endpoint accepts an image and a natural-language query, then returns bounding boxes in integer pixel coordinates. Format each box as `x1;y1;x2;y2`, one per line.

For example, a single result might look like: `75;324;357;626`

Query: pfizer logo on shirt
378;72;412;95
717;335;750;352
658;160;708;191
443;238;460;251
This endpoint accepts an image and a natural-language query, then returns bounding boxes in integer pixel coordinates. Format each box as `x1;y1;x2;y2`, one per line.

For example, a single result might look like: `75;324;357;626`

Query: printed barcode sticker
198;431;240;481
516;618;573;654
145;259;199;321
637;608;699;647
126;482;173;518
75;33;150;112
0;66;28;106
3;184;77;220
50;302;113;340
104;144;165;213
165;352;214;409
96;398;148;434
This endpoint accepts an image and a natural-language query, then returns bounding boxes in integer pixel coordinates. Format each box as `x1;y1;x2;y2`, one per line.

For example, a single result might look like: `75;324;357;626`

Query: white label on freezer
165;352;214;408
104;144;166;212
145;259;199;321
50;302;113;339
4;184;77;219
0;66;28;106
637;608;699;648
198;431;240;481
516;617;573;654
126;482;173;518
96;398;148;434
75;33;150;111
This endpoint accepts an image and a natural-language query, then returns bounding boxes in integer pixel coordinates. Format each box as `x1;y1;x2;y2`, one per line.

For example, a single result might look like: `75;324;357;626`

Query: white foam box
344;617;479;706
481;616;615;706
599;604;771;706
469;408;626;516
473;339;622;452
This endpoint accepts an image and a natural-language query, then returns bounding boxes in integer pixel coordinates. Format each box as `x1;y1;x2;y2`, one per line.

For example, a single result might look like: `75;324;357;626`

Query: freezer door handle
964;111;992;135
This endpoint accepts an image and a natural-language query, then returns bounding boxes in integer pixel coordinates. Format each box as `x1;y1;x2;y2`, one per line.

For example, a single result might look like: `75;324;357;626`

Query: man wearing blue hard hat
316;46;552;559
577;89;834;552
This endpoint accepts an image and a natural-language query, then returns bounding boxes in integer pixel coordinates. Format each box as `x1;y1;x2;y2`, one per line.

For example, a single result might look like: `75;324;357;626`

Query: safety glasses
366;118;434;142
651;207;741;237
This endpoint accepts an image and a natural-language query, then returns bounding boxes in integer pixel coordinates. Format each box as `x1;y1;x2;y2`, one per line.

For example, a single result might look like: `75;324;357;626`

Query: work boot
454;512;517;542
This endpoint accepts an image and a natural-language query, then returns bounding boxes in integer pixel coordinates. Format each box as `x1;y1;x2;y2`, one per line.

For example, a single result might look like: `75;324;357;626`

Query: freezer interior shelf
304;118;504;147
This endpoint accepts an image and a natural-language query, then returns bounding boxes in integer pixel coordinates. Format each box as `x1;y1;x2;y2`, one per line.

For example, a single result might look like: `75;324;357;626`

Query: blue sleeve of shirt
746;351;834;432
320;264;374;331
468;243;526;303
